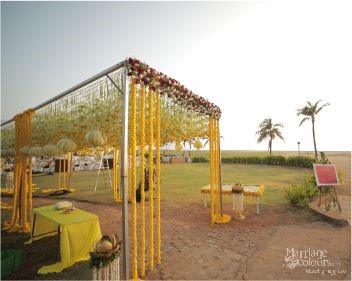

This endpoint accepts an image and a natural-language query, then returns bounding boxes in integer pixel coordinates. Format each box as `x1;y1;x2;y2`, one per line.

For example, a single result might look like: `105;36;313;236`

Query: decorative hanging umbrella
43;143;59;157
85;129;111;191
20;146;30;155
56;137;76;191
7;148;15;157
193;139;203;150
1;148;15;157
85;129;107;147
57;137;77;153
29;145;43;157
175;142;183;151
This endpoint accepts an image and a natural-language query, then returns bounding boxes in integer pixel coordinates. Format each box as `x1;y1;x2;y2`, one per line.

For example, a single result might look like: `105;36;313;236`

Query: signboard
313;164;339;186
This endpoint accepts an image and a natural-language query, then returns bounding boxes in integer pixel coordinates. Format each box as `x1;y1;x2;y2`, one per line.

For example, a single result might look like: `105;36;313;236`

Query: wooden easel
314;164;341;213
94;152;112;191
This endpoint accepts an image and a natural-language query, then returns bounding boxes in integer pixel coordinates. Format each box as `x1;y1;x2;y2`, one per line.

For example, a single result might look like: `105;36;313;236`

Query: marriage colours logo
283;248;347;277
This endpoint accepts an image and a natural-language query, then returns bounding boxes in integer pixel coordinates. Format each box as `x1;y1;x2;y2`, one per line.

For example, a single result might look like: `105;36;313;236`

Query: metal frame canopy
1;57;226;279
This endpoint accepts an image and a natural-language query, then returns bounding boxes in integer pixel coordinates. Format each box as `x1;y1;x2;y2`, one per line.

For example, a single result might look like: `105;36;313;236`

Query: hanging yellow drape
28;116;33;212
148;87;154;271
140;84;146;276
67;152;71;191
3;109;34;233
113;147;121;202
63;154;66;190
113;147;116;199
58;157;61;190
209;117;230;224
128;148;132;201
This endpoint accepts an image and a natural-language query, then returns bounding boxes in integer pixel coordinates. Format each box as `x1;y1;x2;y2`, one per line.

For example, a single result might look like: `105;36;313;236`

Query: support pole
120;67;130;281
94;152;104;191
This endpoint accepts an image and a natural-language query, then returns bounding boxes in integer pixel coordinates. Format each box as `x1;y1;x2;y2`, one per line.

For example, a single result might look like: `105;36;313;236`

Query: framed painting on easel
313;164;340;186
313;164;341;212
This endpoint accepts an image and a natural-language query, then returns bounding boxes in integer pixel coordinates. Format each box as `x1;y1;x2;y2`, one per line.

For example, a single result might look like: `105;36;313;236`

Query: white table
201;184;265;215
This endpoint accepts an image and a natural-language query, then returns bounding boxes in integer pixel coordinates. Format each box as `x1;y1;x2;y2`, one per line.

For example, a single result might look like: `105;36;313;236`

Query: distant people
48;158;55;174
136;165;157;202
6;168;14;192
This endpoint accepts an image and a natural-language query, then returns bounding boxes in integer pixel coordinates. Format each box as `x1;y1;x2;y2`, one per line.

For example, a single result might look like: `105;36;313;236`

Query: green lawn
2;150;319;207
14;162;311;207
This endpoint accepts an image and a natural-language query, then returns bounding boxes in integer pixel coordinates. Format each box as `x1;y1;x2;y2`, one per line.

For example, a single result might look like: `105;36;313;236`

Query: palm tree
256;118;284;154
297;100;330;159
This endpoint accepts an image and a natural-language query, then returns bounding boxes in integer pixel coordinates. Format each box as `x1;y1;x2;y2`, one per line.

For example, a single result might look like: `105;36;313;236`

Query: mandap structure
1;58;231;279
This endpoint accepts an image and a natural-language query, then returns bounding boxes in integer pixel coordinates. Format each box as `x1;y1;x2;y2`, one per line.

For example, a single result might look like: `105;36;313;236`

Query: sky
1;1;352;151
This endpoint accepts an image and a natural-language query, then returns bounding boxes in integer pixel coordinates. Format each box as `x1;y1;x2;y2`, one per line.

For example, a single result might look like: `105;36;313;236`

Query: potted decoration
232;183;245;220
90;234;121;280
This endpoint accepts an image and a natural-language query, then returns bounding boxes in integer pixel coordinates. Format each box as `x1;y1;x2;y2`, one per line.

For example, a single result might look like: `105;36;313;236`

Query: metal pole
106;74;123;95
121;67;130;280
297;141;301;155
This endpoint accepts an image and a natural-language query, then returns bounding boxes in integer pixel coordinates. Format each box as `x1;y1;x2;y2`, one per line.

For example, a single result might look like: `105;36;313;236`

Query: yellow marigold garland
209;117;215;224
3;109;34;232
140;84;146;276
148;87;154;271
63;154;66;190
128;148;132;201
215;120;220;215
210;118;231;224
113;147;116;200
156;90;161;264
58;157;62;190
28;115;33;212
113;147;121;202
116;148;121;201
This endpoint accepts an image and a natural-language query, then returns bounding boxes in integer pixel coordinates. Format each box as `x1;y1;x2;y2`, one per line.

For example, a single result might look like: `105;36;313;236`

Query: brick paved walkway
3;195;348;280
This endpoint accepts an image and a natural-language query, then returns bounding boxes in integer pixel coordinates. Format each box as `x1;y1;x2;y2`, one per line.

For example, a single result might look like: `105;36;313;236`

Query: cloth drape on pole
209;117;231;224
3;109;34;233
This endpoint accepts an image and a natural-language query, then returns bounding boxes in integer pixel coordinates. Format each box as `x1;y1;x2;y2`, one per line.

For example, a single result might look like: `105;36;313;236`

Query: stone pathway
1;196;350;280
242;222;351;280
309;194;351;225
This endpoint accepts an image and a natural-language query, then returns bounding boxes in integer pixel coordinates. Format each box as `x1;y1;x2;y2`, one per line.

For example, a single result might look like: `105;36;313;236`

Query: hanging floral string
209;117;215;224
140;84;146;276
209;118;231;224
156;90;161;264
148;87;154;271
3;109;34;233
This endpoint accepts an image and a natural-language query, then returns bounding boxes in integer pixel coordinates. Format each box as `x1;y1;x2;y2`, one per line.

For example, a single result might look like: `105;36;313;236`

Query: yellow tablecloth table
27;205;102;274
201;184;265;214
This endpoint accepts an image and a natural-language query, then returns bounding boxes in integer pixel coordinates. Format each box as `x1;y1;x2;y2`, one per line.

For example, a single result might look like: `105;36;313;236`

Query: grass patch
2;163;311;207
